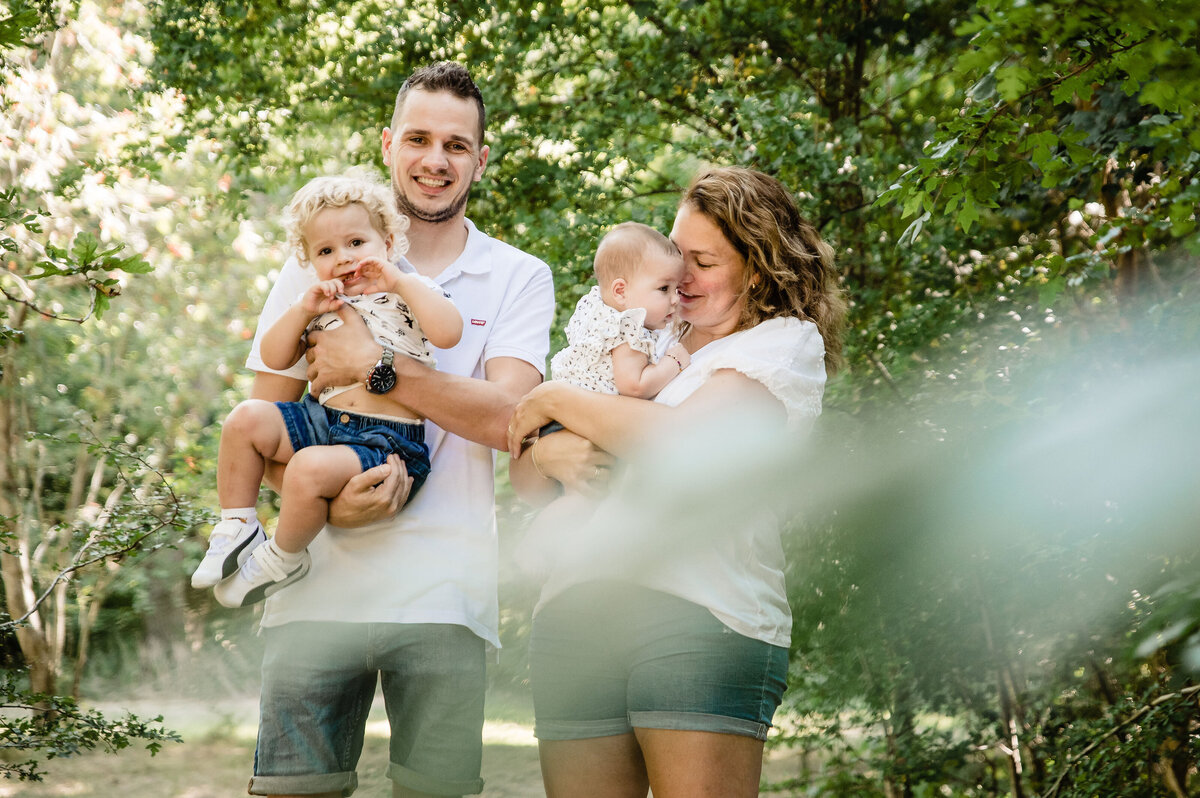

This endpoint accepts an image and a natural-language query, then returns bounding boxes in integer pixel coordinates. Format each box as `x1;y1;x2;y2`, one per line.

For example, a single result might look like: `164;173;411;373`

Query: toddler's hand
302;279;345;314
667;342;691;371
353;256;400;294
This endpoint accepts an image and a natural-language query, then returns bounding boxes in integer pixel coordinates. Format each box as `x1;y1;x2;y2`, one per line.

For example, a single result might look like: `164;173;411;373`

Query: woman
507;166;846;797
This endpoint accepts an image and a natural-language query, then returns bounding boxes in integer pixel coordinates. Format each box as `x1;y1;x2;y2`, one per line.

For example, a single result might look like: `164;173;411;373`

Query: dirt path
2;694;544;798
2;694;804;797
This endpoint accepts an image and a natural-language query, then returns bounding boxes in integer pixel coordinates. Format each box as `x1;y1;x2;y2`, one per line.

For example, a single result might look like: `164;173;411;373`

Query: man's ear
610;278;628;310
381;128;393;166
472;144;490;182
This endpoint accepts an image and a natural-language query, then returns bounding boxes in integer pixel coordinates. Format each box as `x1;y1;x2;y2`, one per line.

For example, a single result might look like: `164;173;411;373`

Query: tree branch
1040;684;1200;798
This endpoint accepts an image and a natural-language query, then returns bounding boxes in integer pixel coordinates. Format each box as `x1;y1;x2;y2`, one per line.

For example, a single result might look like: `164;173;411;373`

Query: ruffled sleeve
614;308;657;359
694;317;827;429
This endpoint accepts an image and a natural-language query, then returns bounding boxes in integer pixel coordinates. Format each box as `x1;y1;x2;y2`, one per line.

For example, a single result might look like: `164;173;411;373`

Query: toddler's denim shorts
530;581;789;741
276;394;430;499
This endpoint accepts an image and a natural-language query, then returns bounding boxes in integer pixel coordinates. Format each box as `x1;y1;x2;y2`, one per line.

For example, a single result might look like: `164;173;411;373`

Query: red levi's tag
470;318;487;326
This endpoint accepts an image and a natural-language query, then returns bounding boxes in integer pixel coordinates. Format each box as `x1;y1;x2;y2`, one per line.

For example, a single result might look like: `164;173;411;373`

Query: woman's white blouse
534;316;828;648
656;316;826;430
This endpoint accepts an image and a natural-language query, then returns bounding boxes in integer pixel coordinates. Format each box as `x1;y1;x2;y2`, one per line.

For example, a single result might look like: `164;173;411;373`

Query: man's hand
327;454;413;528
305;307;380;394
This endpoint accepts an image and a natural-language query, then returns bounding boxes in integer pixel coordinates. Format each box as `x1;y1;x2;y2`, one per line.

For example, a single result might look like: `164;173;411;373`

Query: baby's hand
302;279;345;314
352;256;400;294
667;342;691;372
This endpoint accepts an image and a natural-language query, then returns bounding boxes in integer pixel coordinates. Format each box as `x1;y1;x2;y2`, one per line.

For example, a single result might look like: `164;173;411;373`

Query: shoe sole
216;556;311;608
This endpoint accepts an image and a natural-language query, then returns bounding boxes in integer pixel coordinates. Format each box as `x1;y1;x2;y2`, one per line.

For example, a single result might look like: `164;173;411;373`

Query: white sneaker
191;518;267;588
213;542;311;608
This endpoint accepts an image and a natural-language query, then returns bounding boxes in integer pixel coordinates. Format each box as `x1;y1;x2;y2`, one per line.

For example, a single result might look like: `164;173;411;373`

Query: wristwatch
365;348;397;394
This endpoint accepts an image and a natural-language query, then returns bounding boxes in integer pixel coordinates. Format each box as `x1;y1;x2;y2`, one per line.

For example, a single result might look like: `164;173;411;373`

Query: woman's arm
508;429;616;504
507;368;786;461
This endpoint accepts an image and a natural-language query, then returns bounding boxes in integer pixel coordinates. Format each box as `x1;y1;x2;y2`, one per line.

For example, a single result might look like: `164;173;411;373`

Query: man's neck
405;216;470;279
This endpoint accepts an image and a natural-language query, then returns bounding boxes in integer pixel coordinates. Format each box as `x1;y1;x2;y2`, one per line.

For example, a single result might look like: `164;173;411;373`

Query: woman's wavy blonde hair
284;168;410;269
681;166;846;375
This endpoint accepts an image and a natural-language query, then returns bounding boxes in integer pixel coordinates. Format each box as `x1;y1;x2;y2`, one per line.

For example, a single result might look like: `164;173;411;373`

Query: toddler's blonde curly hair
283;168;410;269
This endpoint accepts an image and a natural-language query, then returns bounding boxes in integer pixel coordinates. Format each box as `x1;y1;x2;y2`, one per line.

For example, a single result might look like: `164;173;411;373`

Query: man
242;62;555;798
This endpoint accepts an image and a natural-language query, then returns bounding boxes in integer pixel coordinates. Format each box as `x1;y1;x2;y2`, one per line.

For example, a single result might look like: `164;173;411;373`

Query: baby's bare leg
275;444;363;554
218;399;296;508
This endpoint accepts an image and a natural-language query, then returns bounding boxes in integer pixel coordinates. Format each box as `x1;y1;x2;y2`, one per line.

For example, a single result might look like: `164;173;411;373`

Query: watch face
367;364;397;394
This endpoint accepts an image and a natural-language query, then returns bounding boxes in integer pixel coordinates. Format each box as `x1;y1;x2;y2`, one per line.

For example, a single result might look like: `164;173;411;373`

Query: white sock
221;507;258;525
265;537;305;567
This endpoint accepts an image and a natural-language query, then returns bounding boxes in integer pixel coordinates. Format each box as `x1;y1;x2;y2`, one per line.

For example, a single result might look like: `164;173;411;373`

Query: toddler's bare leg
217;399;297;508
274;444;363;554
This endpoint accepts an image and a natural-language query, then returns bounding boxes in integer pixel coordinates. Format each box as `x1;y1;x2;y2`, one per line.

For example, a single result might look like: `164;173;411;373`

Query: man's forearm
389;356;538;451
304;310;542;450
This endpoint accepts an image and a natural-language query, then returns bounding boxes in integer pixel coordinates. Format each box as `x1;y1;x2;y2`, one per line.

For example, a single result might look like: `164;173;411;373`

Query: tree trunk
0;546;58;699
1;314;62;705
70;564;116;698
977;579;1027;798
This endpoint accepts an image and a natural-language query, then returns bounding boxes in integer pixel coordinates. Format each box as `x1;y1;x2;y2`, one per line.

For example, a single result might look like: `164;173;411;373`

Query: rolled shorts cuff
534;716;633;741
388;762;483;796
248;770;356;796
630;710;771;741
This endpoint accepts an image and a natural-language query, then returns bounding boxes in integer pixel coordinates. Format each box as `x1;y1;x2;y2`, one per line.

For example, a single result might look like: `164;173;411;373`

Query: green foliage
4;0;1192;793
0;1;39;56
0;0;230;783
5;228;153;326
0;671;180;782
880;0;1200;264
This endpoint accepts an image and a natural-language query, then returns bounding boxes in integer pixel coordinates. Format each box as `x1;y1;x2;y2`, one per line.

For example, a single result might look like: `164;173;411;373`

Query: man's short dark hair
391;62;486;144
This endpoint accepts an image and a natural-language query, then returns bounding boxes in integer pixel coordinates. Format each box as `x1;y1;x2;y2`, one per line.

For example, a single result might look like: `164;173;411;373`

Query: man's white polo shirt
245;218;554;646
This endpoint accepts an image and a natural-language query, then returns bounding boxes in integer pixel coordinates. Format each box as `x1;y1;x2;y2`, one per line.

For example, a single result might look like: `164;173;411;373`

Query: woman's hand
508;384;559;458
305;307;379;395
327;454;413;527
507;381;566;458
531;430;615;497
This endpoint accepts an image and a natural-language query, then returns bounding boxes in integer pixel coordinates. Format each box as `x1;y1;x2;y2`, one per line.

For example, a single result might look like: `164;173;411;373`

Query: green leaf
901;189;927;220
1037;274;1065;309
957;196;980;233
1140;80;1179;112
995;65;1033;102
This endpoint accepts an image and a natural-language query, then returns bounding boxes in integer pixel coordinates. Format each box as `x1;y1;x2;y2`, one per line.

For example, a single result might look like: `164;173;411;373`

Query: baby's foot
191;519;266;588
213;542;311;608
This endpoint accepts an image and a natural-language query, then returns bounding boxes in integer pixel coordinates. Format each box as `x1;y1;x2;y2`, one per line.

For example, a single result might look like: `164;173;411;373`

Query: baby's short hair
283;169;409;268
593;222;680;285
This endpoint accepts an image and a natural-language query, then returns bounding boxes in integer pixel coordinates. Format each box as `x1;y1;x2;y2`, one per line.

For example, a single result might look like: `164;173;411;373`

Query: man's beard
394;183;471;224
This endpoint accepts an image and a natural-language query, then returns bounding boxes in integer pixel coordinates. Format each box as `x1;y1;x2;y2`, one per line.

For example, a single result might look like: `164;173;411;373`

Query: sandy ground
1;692;806;797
